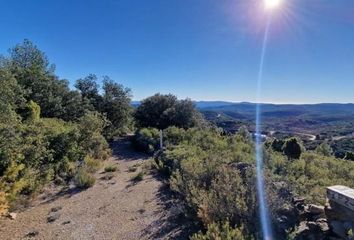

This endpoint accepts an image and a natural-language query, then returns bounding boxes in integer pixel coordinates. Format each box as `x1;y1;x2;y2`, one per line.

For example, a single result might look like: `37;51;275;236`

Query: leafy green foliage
134;93;203;129
74;75;133;139
0;191;9;216
0;67;24;125
153;127;354;238
0;40;116;208
237;125;251;142
101;77;133;138
133;128;160;153
7;40;87;120
75;74;101;105
77;111;112;160
331;138;354;159
282;138;302;160
104;165;118;172
155;128;261;236
191;222;252;240
22;100;41;122
284;152;354;204
315;141;333;156
131;171;144;182
344;151;354;161
271;139;285;152
74;169;96;189
83;156;102;174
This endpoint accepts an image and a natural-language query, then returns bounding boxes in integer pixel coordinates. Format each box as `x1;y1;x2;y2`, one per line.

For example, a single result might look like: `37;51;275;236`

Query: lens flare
264;0;282;10
255;15;274;240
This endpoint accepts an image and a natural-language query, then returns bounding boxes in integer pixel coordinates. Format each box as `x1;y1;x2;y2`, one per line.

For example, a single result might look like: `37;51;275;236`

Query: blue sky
1;0;354;103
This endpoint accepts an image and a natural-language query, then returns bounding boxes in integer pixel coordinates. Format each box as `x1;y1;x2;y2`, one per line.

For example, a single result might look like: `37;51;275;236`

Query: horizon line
131;99;354;105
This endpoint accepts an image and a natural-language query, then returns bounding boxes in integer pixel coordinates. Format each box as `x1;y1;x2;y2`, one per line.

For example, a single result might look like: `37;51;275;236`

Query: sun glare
264;0;282;10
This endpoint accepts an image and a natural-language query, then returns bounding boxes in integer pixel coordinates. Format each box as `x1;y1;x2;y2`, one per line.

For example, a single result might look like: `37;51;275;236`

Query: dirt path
0;138;185;240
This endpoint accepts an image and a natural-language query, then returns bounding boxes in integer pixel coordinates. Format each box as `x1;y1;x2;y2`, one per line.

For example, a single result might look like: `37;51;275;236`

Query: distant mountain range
194;101;354;137
132;100;354;117
131;100;354;135
195;101;354;121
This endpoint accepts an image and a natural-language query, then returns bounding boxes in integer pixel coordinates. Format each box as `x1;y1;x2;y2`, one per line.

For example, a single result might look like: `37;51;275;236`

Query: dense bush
74;169;96;189
330;138;354;159
134;93;204;129
282;137;303;160
345;151;354;161
83;156;102;174
191;222;252;240
155;129;261;236
133;128;160;153
131;171;145;182
153;127;354;238
271;139;284;152
0;40;116;211
104;165;118;172
0;112;110;207
0;191;8;216
285;152;354;204
315;141;333;156
133;126;190;154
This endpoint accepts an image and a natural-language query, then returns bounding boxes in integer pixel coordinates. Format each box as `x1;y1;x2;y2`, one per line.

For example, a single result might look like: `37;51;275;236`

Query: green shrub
0;40;127;209
74;169;96;189
78;111;112;160
134;94;203;129
131;171;144;182
315;141;333;156
141;159;154;171
134;126;187;154
133;127;160;153
163;126;186;147
286;152;354;204
191;222;252;240
344;151;354;161
282;137;303;160
23;100;41;122
155;128;354;238
0;191;9;216
104;164;118;172
271;139;285;152
84;156;102;173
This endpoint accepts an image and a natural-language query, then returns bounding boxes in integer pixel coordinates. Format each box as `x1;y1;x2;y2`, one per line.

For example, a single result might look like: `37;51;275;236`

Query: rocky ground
0;138;188;240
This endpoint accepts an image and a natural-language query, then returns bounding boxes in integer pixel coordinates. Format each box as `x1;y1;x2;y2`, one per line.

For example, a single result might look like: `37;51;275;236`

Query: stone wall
326;186;354;239
295;185;354;240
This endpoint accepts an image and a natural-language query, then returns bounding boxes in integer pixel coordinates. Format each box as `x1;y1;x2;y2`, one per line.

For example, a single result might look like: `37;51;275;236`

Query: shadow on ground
110;137;150;162
38;186;82;206
141;176;197;239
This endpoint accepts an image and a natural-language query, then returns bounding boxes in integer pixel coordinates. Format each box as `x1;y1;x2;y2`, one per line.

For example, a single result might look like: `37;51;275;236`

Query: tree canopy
282;137;303;160
134;93;203;129
0;40;130;212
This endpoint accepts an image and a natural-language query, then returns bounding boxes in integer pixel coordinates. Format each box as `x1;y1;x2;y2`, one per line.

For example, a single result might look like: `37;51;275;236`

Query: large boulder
329;220;354;240
326;186;354;239
294;220;329;240
326;201;354;222
308;204;325;216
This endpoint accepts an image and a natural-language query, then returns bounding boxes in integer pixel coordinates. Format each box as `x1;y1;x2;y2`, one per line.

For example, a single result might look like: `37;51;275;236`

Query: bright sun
264;0;282;10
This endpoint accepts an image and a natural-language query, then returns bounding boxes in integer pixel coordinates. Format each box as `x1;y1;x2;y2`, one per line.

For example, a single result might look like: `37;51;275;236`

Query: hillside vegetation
135;126;354;238
1;40;354;239
0;40;131;214
198;102;354;158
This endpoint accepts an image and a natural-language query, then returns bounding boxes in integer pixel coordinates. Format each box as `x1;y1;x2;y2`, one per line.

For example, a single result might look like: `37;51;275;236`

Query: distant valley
192;101;354;157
